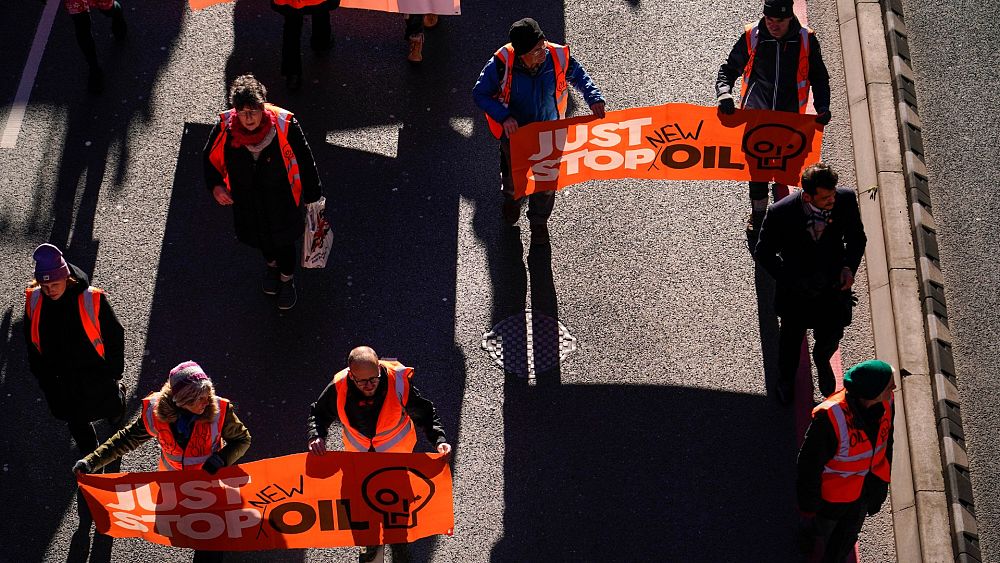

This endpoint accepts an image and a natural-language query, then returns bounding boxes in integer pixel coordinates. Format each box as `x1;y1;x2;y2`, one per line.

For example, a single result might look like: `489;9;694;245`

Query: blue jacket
473;47;605;133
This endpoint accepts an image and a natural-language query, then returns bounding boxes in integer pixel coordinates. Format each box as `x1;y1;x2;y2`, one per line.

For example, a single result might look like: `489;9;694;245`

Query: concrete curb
837;0;981;561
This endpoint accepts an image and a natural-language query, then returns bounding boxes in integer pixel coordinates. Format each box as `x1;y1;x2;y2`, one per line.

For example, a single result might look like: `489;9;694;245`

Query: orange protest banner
339;0;460;15
508;103;824;199
76;452;453;551
189;0;233;10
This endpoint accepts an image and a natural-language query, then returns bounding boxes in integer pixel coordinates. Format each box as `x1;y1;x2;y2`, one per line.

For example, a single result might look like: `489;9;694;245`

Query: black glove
202;454;225;475
718;96;736;115
815;110;832;125
73;459;92;475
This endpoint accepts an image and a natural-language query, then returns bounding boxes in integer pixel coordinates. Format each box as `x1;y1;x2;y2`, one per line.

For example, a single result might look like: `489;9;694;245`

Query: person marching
58;0;128;93
73;361;251;562
473;17;606;244
307;346;451;563
403;13;439;63
797;360;895;561
204;74;323;310
271;0;338;90
754;162;866;404
25;243;127;458
715;0;831;249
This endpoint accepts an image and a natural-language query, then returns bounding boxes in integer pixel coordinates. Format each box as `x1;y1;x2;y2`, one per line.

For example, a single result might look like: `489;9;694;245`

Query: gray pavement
898;1;1000;561
0;0;899;560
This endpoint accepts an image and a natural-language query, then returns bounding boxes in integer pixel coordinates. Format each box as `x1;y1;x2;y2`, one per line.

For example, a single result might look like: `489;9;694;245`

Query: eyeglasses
524;44;547;59
237;108;263;119
351;373;380;387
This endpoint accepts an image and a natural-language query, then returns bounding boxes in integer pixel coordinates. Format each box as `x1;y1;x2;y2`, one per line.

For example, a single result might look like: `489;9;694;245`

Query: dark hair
800;162;839;195
229;74;267;110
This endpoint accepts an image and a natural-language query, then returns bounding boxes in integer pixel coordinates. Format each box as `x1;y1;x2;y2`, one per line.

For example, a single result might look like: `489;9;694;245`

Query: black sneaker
277;278;297;310
262;266;280;295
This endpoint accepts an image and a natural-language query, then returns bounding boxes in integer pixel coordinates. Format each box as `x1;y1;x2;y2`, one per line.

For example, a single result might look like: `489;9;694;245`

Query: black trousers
777;315;843;393
281;9;331;76
500;137;554;225
71;2;123;69
404;14;423;39
262;244;297;276
813;501;867;562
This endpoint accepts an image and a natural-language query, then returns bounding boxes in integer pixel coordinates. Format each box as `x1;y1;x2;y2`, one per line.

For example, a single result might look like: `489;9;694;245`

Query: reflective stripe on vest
207;103;303;206
740;24;812;113
811;389;893;503
25;286;105;358
485;42;571;139
271;0;326;7
333;360;417;453
142;395;229;471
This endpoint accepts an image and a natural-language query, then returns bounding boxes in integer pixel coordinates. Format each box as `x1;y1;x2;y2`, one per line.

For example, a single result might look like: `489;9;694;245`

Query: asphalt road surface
0;1;900;560
898;1;1000;561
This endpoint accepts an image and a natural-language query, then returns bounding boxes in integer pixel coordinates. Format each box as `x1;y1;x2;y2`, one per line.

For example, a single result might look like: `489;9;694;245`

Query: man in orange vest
797;360;895;561
307;346;451;562
715;0;831;251
473;17;606;244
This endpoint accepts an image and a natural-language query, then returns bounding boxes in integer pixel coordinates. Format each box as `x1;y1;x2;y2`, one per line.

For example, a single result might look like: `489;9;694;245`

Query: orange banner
76;452;453;550
509;103;824;199
339;0;460;15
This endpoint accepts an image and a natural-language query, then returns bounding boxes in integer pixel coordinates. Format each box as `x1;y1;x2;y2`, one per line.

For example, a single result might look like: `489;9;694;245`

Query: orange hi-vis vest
485;41;570;139
333;360;417;453
25;286;105;358
812;389;893;503
741;23;812;113
142;395;229;471
271;0;326;8
207;103;303;206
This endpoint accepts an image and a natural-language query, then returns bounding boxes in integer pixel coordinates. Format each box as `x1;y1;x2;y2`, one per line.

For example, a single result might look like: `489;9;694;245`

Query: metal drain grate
482;309;577;379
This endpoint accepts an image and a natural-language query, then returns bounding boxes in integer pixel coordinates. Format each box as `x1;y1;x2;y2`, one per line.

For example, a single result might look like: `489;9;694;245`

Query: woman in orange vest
796;360;895;561
203;74;323;310
24;243;126;457
74;361;250;562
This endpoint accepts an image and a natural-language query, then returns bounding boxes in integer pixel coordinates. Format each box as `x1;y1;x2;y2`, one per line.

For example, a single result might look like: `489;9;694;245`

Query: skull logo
741;123;807;171
361;467;435;529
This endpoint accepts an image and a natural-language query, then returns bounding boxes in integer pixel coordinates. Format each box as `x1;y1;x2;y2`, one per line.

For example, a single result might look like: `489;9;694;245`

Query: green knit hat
843;360;894;400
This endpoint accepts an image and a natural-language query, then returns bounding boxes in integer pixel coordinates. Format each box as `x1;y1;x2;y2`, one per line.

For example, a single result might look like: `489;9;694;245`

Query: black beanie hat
843;360;894;400
510;18;546;56
763;0;794;18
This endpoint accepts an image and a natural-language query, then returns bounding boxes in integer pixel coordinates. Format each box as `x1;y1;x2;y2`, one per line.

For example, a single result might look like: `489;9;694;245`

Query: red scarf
228;110;274;148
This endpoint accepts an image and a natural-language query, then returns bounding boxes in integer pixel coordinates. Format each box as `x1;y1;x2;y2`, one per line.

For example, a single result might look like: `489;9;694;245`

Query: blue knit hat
843;360;894;400
32;243;70;282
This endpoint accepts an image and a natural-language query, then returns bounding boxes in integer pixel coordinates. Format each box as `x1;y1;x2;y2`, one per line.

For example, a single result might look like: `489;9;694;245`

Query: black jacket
203;116;322;250
754;188;866;319
716;17;830;113
307;366;447;449
24;263;125;422
797;394;894;517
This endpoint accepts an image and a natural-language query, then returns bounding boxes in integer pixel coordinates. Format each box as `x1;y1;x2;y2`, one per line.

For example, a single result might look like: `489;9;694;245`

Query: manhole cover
482;309;577;378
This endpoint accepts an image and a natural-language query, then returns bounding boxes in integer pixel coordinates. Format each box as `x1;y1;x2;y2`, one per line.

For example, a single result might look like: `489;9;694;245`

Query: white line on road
1;0;59;149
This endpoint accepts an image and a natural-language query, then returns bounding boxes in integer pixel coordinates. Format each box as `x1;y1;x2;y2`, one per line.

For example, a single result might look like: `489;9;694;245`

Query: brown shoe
407;33;424;63
422;14;439;28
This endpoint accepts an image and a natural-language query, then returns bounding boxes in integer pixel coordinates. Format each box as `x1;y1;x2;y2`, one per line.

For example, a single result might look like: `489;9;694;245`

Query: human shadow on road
754;263;783;400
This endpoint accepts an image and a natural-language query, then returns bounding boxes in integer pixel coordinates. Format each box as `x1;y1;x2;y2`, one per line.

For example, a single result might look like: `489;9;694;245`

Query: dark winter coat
24;263;125;423
797;393;894;518
202;116;322;250
716;16;831;113
754;188;867;322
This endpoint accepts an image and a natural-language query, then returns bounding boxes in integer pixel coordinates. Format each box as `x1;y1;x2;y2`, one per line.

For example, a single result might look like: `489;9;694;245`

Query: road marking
1;0;59;149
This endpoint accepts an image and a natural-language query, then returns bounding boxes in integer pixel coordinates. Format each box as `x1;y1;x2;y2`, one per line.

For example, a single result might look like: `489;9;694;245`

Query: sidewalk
837;0;980;560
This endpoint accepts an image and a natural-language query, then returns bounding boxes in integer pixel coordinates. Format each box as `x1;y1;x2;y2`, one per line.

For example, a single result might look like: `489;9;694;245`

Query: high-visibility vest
25;286;105;359
333;360;417;453
142;395;229;471
271;0;326;8
812;389;893;503
207;103;303;206
740;23;812;113
485;41;570;139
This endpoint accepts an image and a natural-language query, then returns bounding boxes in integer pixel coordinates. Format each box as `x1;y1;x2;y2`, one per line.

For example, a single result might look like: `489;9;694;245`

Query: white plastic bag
302;197;333;269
